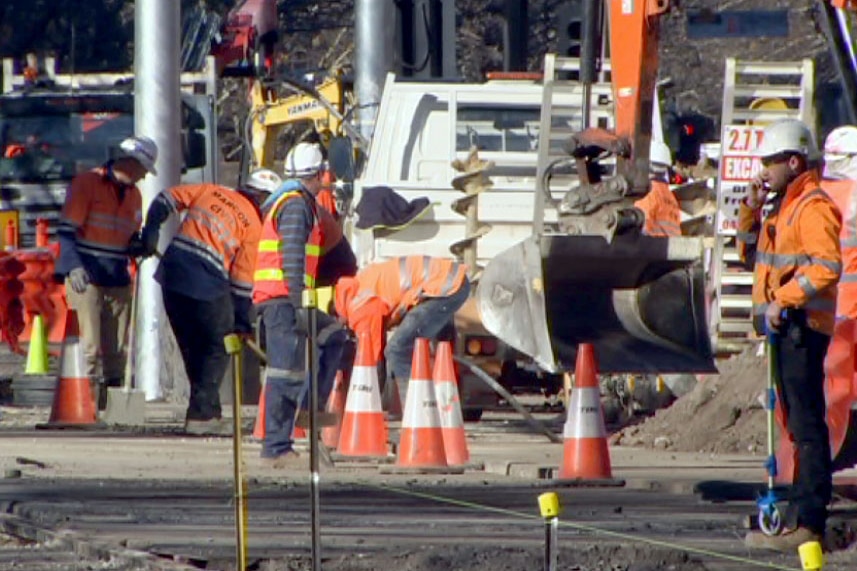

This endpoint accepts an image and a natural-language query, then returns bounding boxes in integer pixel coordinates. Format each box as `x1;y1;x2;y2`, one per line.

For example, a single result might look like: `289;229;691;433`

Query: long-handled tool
223;334;248;571
102;261;146;425
538;492;561;571
757;326;785;536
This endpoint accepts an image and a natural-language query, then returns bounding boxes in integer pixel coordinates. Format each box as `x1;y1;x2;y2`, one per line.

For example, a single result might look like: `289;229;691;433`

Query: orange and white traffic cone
38;310;98;429
557;343;613;480
322;370;348;448
337;331;389;459
433;341;470;466
253;374;267;441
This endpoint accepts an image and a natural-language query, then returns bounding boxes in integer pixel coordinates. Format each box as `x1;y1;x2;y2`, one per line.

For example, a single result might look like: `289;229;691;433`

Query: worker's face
759;153;802;195
114;158;148;184
303;169;325;196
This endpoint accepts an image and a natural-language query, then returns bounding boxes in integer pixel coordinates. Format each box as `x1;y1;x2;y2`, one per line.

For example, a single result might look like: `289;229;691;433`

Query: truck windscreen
0;96;134;182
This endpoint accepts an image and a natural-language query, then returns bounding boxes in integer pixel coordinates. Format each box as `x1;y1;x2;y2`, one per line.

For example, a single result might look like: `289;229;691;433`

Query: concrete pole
134;0;182;401
355;0;394;142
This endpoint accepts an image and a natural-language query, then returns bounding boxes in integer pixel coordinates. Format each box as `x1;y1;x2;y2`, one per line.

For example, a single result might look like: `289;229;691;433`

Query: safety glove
68;267;90;294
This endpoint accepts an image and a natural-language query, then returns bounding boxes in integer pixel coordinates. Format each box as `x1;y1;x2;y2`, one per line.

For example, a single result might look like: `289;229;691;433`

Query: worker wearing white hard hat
741;118;841;552
634;139;682;236
141;178;265;435
55;135;158;409
253;141;350;467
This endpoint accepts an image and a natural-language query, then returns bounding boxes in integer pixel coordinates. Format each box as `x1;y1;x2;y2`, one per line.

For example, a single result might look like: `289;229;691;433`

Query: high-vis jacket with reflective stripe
633;180;682;237
153;184;261;322
343;256;467;326
737;170;842;335
56;165;142;287
821;177;857;319
252;189;324;305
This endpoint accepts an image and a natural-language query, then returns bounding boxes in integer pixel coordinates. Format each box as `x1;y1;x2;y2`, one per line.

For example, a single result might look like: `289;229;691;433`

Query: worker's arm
56;175;93;275
229;218;262;334
736;202;762;270
774;199;842;308
276;196;314;305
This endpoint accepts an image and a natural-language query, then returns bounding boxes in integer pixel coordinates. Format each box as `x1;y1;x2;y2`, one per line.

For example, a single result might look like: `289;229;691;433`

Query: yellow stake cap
538;492;560;519
798;540;823;570
223;334;242;355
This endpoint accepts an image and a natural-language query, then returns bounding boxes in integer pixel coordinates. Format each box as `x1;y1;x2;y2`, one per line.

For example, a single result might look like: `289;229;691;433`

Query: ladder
709;58;815;354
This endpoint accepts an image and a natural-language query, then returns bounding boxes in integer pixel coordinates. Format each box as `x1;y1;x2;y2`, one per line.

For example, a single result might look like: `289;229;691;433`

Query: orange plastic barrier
14;248;67;345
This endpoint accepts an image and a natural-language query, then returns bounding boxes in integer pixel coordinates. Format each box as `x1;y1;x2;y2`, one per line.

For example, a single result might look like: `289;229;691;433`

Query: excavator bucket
477;234;716;374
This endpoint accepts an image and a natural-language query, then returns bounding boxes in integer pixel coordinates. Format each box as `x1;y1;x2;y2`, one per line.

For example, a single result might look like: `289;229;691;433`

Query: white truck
344;67;615;416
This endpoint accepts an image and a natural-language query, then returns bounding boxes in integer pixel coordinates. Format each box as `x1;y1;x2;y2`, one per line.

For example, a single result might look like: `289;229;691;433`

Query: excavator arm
478;0;716;374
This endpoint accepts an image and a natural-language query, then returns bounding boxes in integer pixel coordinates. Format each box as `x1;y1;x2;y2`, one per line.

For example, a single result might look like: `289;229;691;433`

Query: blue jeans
386;279;470;402
260;300;346;458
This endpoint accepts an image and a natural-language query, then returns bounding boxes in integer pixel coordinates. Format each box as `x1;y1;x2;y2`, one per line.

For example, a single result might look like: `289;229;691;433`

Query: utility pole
355;0;394;142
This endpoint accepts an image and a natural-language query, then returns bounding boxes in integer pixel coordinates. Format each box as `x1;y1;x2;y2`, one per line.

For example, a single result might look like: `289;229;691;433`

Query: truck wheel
463;408;483;422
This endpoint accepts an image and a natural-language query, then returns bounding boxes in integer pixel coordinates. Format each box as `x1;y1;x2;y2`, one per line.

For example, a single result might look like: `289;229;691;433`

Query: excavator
478;0;715;374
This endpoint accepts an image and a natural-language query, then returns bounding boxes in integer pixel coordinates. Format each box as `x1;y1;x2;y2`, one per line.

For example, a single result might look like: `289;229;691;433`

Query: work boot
260;450;304;469
184;418;233;436
744;527;823;553
294;410;337;428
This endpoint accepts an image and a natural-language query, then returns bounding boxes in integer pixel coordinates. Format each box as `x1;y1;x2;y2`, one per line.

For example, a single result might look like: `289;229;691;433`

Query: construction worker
333;255;470;404
739;119;842;552
819;126;857;471
634;139;682;237
55;135;158;409
253;142;348;467
140;171;275;435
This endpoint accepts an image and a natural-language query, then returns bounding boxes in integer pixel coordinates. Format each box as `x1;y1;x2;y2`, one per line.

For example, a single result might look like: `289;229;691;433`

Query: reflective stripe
172;238;228;280
797;274;817;297
841;273;857;283
306;244;323;256
737;231;757;244
756;251;842;273
754;297;836;314
787;188;829;225
254;268;284;281
438;263;461;296
399;257;411;292
266;366;305;379
258;239;280;253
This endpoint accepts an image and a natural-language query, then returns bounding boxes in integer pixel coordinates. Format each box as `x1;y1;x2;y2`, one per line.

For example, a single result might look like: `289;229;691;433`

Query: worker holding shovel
140;170;278;435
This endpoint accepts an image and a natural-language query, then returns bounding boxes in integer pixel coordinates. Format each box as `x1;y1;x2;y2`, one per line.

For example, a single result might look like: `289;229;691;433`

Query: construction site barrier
0;252;25;351
14;245;66;346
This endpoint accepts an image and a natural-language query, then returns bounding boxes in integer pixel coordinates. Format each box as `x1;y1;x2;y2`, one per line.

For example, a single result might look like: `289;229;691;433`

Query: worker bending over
334;255;470;404
253;143;349;468
141;171;275;435
634;139;682;237
738;119;842;552
55;136;158;409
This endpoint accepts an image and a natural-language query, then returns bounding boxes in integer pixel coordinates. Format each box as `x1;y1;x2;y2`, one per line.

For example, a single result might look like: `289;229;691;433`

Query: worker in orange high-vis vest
253;142;349;468
55;136;157;409
140;170;275;436
333;256;470;405
634;139;682;237
822;126;857;318
739;119;842;553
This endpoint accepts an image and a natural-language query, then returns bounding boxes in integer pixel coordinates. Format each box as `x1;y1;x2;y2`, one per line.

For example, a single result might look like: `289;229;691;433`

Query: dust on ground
259;545;708;571
612;345;768;455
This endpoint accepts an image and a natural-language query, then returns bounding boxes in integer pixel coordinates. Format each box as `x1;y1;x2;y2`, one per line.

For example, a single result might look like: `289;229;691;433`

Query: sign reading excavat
716;125;766;235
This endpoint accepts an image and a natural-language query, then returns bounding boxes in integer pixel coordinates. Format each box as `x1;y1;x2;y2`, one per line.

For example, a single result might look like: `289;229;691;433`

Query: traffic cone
25;314;48;375
322;370;348;448
388;338;459;473
253;374;267;441
557;343;613;480
39;310;97;428
337;331;389;459
433;341;470;466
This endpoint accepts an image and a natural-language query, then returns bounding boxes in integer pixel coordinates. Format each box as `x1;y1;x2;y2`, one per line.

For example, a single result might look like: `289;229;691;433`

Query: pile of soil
612;345;769;455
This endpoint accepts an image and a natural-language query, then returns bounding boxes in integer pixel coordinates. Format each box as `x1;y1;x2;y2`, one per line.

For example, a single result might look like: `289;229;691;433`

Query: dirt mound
612;345;769;455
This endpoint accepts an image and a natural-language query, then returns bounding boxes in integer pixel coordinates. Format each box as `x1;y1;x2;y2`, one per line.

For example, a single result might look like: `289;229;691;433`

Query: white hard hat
650;139;673;170
754;119;820;161
824;125;857;159
284;142;324;178
244;168;282;194
119;136;158;175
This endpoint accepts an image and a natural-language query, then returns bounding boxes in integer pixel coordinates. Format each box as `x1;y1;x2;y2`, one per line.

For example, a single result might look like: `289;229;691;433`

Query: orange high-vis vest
737;170;842;335
821;177;857;319
634;180;682;237
345;256;467;325
252;190;324;304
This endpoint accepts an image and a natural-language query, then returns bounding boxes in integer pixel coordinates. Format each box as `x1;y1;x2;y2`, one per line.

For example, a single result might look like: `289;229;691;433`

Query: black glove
140;224;160;257
127;232;146;258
